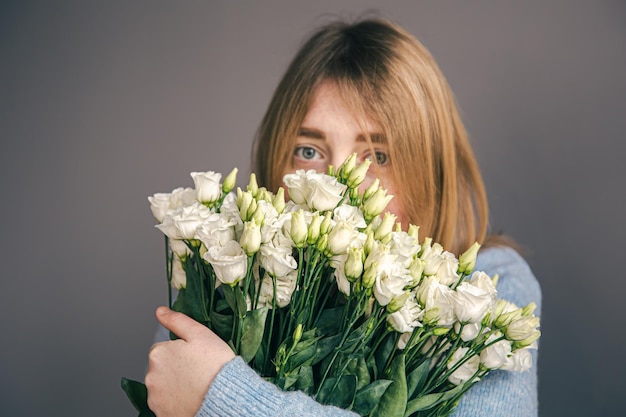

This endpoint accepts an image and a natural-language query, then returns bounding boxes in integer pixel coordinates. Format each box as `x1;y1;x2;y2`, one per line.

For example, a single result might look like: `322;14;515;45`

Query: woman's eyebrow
297;127;325;139
357;133;387;144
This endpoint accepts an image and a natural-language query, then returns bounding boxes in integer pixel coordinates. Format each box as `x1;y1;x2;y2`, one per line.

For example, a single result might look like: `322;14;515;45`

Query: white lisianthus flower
332;205;367;229
389;231;421;267
259;270;298;308
171;256;187;289
203;240;248;285
259;243;297;278
452;281;495;323
387;295;424;333
416;276;455;326
373;263;412;306
191;171;222;204
327;221;360;255
148;193;173;223
469;271;498;298
447;347;481;385
148;187;197;222
480;332;512;369
434;251;460;286
333;267;352;296
169;239;192;258
502;348;533;372
420;240;446;276
283;170;346;212
195;212;238;248
454;322;483;342
397;332;412;350
156;202;213;240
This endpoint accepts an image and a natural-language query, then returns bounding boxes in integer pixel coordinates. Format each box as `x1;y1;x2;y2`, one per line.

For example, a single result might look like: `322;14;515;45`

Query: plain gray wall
1;1;625;416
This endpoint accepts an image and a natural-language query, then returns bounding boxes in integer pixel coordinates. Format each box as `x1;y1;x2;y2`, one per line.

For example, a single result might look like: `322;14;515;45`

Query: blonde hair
253;19;489;254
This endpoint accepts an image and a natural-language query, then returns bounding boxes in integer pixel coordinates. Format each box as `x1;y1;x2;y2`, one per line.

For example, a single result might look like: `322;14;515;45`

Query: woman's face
286;81;408;227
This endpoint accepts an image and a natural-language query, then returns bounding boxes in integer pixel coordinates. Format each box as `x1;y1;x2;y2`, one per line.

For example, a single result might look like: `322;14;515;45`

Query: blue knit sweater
194;246;541;417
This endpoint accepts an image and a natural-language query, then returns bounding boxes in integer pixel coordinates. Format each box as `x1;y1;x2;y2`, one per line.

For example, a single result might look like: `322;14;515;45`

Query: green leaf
240;308;269;362
285;339;318;372
353;379;393;416
374;334;396;377
315;307;343;334
120;378;156;416
312;333;342;365
295;365;315;395
346;357;371;390
221;285;238;315
181;257;209;323
371;354;407;417
235;286;248;319
404;384;464;415
209;310;234;342
317;375;357;409
406;358;431;399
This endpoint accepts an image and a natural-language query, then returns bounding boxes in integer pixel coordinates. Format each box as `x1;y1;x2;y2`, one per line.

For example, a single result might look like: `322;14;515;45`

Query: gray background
1;1;624;416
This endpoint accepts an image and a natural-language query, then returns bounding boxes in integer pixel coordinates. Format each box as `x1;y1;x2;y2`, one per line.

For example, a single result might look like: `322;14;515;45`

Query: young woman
145;18;541;417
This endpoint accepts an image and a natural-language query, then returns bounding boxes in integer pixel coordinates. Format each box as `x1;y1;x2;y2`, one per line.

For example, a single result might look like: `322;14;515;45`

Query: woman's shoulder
475;245;542;315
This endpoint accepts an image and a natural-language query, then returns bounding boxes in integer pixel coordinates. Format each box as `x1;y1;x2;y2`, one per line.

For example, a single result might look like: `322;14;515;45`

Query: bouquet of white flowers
122;155;540;417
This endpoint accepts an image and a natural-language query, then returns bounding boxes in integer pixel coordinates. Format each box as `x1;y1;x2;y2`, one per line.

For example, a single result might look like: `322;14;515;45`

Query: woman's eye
366;151;389;166
294;146;320;160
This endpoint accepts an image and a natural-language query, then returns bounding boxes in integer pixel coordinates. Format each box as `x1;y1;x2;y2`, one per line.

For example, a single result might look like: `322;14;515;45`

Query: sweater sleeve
195;356;357;417
452;246;542;417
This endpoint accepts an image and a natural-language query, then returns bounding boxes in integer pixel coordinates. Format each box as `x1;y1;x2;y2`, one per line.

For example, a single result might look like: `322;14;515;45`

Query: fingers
155;306;208;342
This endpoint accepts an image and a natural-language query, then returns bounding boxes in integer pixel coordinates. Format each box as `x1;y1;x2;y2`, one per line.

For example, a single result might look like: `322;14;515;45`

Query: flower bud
347;159;371;188
361;227;374;254
521;302;537;317
432;326;451;336
387;292;410;313
345;247;364;281
504;316;540;341
222;167;238;194
407;224;420;242
316;234;329;254
362;188;393;220
363;178;380;200
458;242;480;275
374;212;396;241
494;308;523;329
238;190;253;218
362;261;377;289
245;199;258;222
290;210;308;248
491;273;500;288
240;220;261;255
293;324;303;344
337;153;357;181
514;330;541;348
247;173;259;197
409;258;425;286
273;188;286;213
320;214;332;235
256;188;269;203
307;213;322;244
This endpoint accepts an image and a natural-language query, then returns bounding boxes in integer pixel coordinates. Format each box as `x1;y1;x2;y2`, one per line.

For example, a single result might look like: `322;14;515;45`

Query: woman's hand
145;306;235;417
